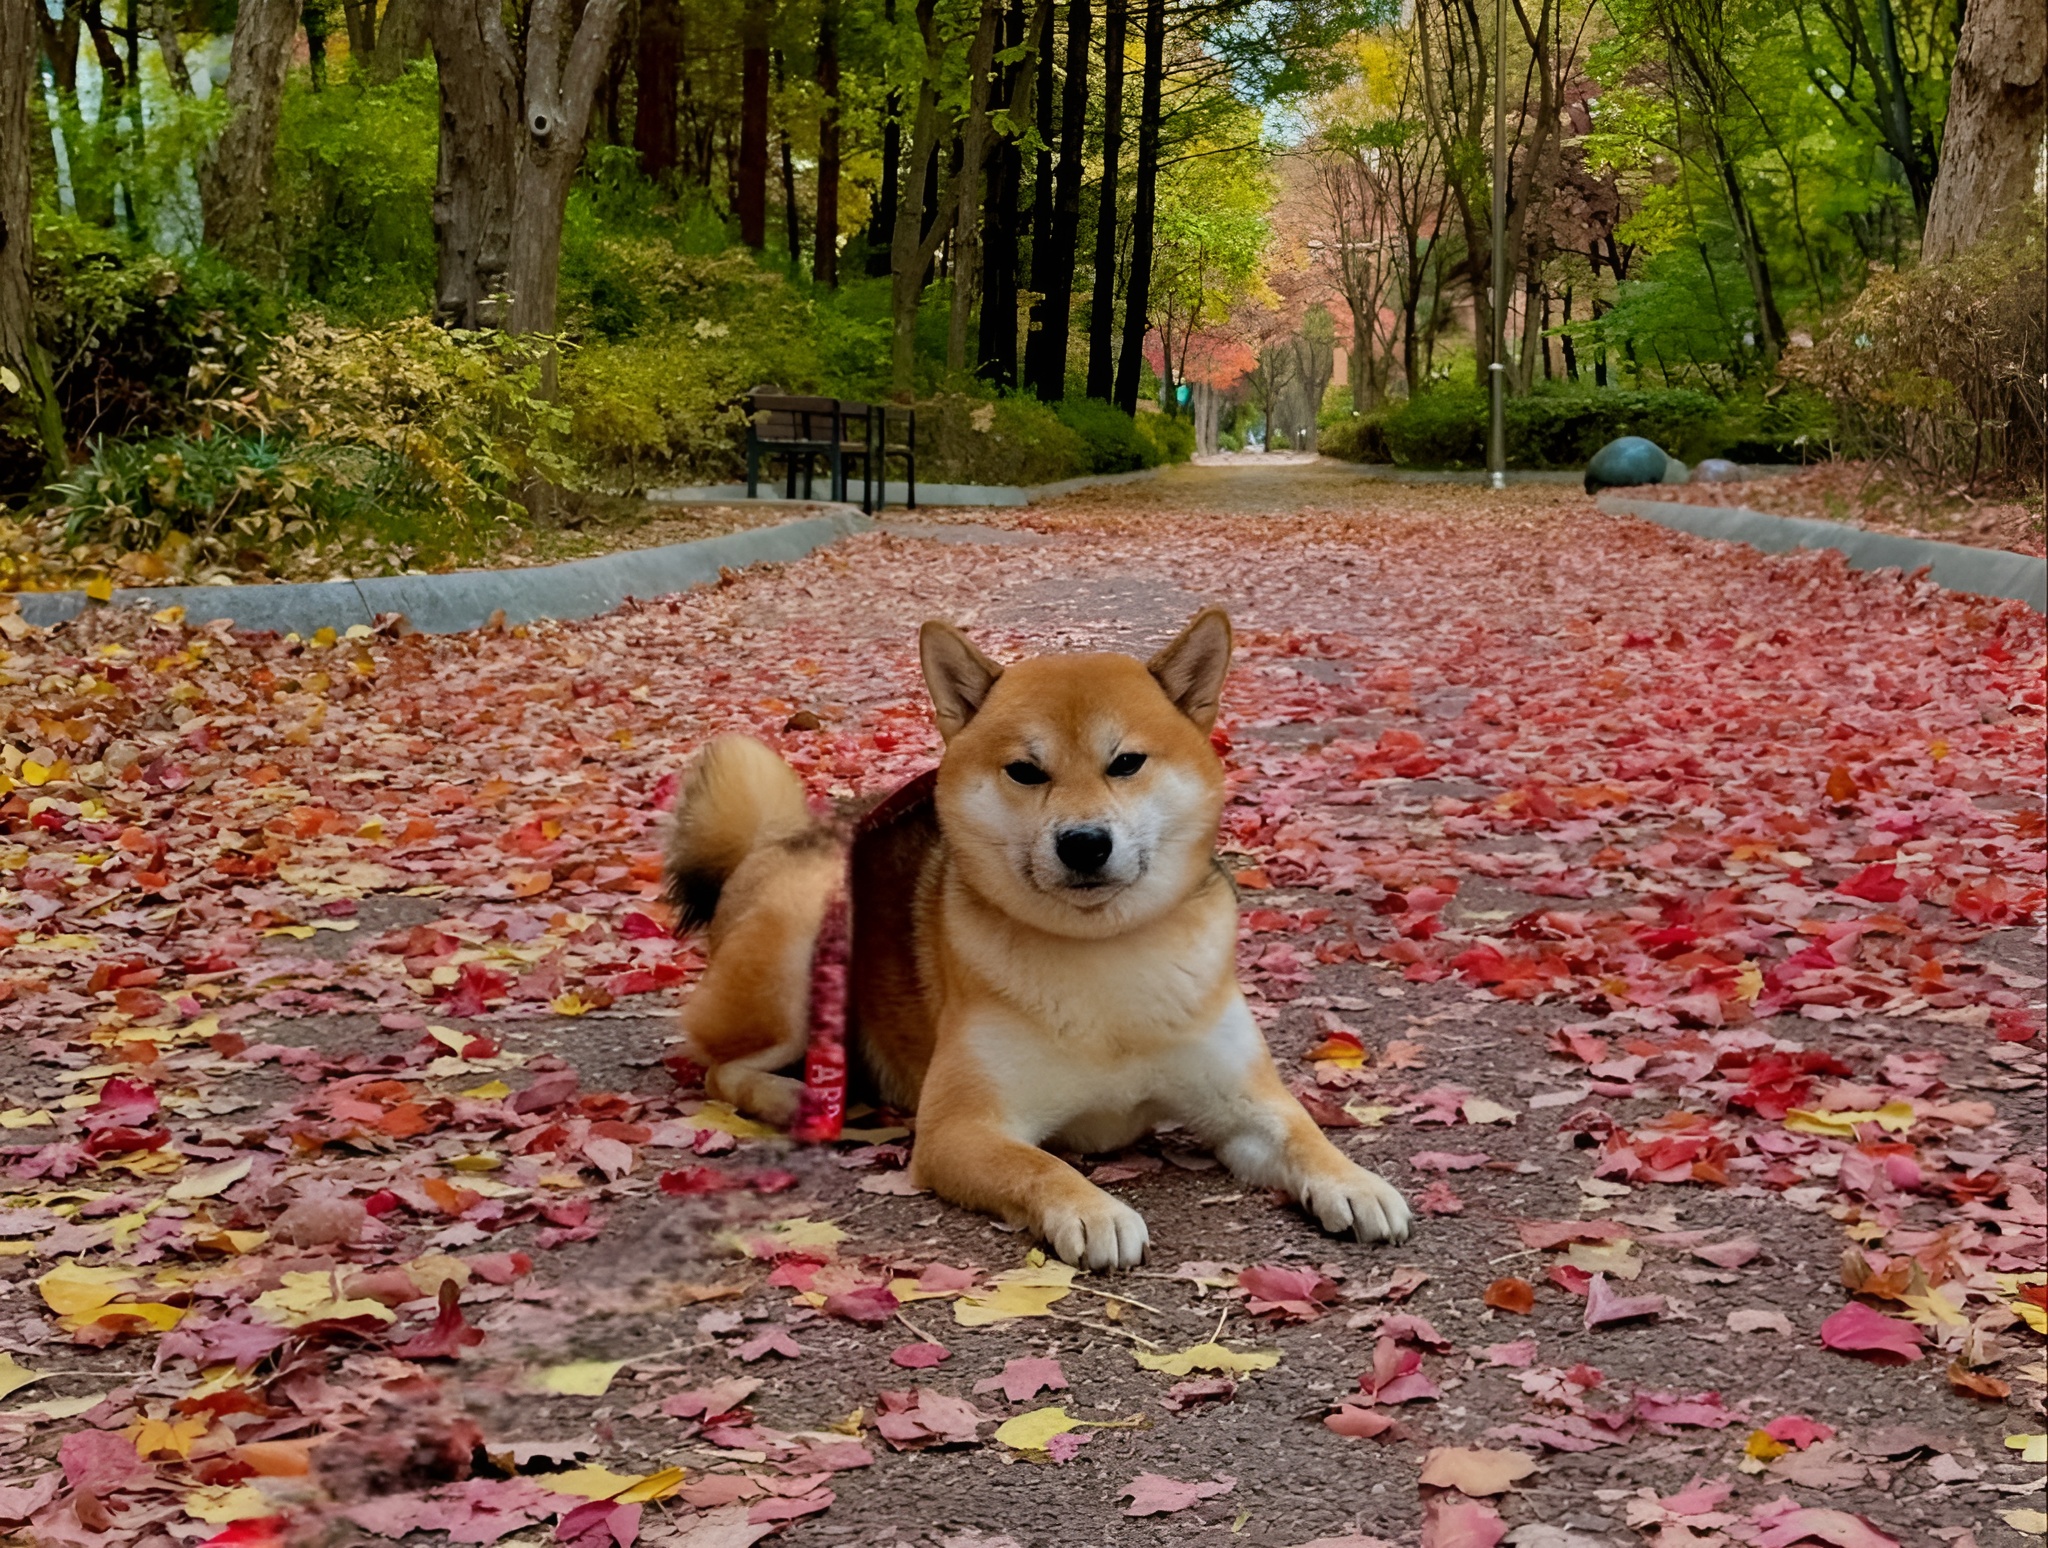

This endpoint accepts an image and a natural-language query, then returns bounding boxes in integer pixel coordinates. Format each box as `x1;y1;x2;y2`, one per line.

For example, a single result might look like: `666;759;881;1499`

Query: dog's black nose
1055;826;1114;875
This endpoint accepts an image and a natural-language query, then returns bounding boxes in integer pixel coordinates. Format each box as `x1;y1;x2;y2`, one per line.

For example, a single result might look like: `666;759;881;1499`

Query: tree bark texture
738;13;769;248
427;0;629;334
369;0;430;82
1028;0;1089;399
890;0;971;392
815;0;841;285
1111;0;1162;414
1922;0;2047;262
947;0;1001;373
197;0;298;260
635;0;682;179
1;0;63;467
1084;0;1125;400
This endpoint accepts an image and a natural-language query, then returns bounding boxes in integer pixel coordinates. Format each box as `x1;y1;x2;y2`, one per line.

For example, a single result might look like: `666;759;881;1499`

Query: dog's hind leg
677;843;842;1128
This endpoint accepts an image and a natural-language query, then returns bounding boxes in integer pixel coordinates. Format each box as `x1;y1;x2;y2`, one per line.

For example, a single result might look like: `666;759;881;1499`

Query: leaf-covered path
2;465;2044;1548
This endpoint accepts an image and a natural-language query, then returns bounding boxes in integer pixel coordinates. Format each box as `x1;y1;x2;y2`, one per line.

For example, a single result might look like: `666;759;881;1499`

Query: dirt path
1;466;2043;1548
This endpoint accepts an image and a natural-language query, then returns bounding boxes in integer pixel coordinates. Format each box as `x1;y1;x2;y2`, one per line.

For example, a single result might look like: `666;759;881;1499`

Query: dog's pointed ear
920;620;1003;741
1148;608;1232;731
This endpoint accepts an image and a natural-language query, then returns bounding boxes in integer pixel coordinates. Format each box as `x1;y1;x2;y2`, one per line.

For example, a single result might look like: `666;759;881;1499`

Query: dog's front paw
1039;1189;1150;1271
1299;1163;1412;1245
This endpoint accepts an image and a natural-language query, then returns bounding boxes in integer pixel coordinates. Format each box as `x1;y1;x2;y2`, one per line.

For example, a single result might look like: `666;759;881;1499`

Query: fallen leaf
1582;1273;1665;1329
993;1406;1081;1451
1483;1278;1535;1315
1119;1472;1235;1516
532;1359;627;1396
1132;1341;1281;1377
973;1356;1066;1403
1818;1303;1924;1362
1418;1447;1539;1496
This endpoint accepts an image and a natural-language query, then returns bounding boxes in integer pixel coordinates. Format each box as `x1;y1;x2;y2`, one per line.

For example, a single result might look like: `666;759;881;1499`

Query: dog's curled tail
663;735;820;931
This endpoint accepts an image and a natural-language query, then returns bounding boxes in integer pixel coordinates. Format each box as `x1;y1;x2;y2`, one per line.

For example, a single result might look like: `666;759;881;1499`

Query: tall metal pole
1487;0;1507;490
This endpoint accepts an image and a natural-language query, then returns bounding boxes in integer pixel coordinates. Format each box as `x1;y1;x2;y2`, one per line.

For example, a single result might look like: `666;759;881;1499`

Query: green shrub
1703;385;1836;463
1317;414;1389;463
49;431;457;577
1351;386;1727;469
916;393;1089;486
1053;397;1157;473
1136;411;1195;466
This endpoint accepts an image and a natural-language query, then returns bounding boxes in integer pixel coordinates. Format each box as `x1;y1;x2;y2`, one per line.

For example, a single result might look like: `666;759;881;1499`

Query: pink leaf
1747;1497;1902;1548
1762;1415;1836;1450
972;1356;1067;1403
1324;1405;1400;1439
1583;1272;1665;1329
1420;1493;1507;1548
1120;1472;1236;1517
889;1342;950;1368
733;1326;803;1362
1818;1302;1923;1362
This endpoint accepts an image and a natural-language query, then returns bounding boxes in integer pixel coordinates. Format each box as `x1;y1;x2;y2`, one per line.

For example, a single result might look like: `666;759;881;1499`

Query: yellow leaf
167;1158;253;1201
84;577;114;603
263;925;317;940
954;1258;1077;1325
183;1486;274;1524
995;1406;1082;1451
38;1261;137;1317
615;1466;688;1503
1132;1341;1281;1377
20;760;50;787
0;1353;47;1400
450;1142;506;1162
1783;1102;1915;1139
2002;1509;2048;1537
550;992;592;1017
1732;961;1764;1003
725;1216;847;1259
1462;1098;1519;1126
1744;1430;1789;1461
130;1413;210;1458
689;1101;779;1139
531;1360;625;1397
1897;1289;1969;1328
8;1392;106;1420
251;1271;396;1328
1566;1241;1642;1280
72;1302;185;1333
311;627;338;648
152;606;186;625
540;1465;646;1500
1342;1102;1399;1126
2008;1434;2048;1464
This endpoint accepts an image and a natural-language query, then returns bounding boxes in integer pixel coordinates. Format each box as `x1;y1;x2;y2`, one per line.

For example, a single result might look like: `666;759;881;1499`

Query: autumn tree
425;0;630;333
199;0;302;260
1921;0;2046;260
1;0;61;471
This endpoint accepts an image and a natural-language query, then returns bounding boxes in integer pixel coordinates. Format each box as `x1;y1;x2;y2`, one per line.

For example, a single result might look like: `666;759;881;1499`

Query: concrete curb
13;510;872;636
649;465;1166;510
1599;496;2046;613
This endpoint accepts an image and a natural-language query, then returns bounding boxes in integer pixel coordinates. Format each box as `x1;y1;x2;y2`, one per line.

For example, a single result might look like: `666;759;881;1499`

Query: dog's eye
1107;752;1148;778
1005;761;1050;786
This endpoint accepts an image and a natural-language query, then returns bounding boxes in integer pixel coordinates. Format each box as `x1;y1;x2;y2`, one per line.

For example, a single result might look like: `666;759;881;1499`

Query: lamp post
1487;0;1507;490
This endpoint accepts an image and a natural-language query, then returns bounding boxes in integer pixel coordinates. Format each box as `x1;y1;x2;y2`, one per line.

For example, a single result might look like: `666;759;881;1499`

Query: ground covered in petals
1;465;2042;1548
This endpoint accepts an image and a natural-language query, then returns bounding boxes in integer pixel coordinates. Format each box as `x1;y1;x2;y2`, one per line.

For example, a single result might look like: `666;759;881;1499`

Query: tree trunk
1922;0;2047;261
814;0;840;286
369;0;429;82
977;0;1033;386
2;0;63;471
151;0;191;95
1029;0;1088;400
1084;0;1125;401
1020;0;1054;389
1111;0;1161;415
634;0;681;180
865;0;900;278
738;13;769;248
890;0;965;392
304;1;329;90
197;0;298;262
947;0;1000;374
340;0;375;59
777;51;801;270
429;0;628;335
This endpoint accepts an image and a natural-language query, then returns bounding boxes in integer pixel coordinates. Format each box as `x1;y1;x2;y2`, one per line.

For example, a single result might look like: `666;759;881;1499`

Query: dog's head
919;608;1232;939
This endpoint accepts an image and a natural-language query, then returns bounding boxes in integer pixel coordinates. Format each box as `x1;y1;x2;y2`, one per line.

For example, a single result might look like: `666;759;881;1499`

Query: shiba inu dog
663;609;1412;1268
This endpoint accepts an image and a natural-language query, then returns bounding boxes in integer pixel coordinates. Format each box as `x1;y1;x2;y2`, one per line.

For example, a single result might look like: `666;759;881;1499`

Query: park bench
742;389;917;514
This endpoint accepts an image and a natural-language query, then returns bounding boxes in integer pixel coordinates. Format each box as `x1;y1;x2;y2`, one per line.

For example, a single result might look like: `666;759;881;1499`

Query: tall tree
890;0;988;390
815;0;842;285
866;0;903;277
1027;0;1090;399
635;0;683;180
1084;0;1126;399
426;0;630;333
1921;0;2046;260
199;0;300;261
1112;0;1163;413
948;0;1002;372
2;0;63;471
738;11;770;249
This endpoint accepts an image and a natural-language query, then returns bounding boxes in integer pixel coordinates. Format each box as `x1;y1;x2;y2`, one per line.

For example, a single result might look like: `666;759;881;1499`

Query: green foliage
911;394;1088;487
1136;412;1196;466
1053;398;1161;474
1336;386;1729;469
271;63;441;321
1785;207;2045;491
30;213;273;442
50;432;432;570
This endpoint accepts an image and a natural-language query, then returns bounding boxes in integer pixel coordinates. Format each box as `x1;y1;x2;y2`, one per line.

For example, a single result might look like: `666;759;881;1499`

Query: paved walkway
2;466;2043;1548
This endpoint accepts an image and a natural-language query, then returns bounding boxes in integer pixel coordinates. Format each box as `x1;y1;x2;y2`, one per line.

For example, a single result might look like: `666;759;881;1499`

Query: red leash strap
789;767;938;1143
789;891;850;1142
